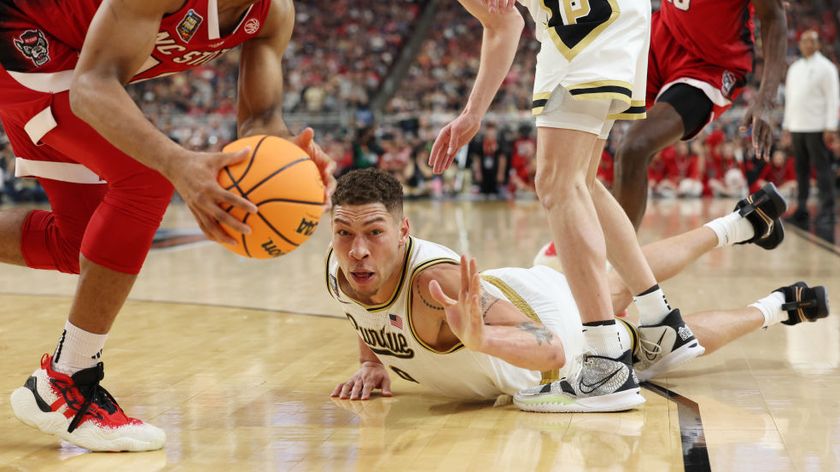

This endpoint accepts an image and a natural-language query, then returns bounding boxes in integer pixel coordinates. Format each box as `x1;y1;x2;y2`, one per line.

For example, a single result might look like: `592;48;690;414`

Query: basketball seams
224;135;268;190
241;212;253;257
255;211;299;247
244;158;310;198
253;197;324;207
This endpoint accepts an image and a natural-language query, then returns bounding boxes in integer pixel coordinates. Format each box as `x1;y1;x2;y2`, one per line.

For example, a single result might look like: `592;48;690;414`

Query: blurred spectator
470;124;507;198
783;29;839;225
707;142;748;197
753;149;798;199
662;141;703;198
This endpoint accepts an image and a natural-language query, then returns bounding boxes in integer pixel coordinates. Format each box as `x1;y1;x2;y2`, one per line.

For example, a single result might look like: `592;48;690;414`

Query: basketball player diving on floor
327;169;829;408
427;0;708;411
1;0;334;452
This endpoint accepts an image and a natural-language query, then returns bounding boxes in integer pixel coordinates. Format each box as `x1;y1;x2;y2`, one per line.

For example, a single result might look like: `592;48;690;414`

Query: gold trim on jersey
406;257;463;354
327;237;415;312
539;0;620;62
608;99;646;120
567;80;633;110
531;91;553;115
481;275;559;384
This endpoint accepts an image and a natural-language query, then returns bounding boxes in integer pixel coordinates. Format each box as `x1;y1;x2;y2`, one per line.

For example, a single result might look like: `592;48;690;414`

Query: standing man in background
784;30;839;226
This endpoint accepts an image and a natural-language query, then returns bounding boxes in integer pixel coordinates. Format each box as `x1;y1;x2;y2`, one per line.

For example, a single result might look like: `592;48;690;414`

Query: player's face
332;203;409;301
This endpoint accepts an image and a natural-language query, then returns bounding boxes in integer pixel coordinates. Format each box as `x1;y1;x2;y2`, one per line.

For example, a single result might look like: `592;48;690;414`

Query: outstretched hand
428;113;481;174
741;98;775;161
428;255;486;351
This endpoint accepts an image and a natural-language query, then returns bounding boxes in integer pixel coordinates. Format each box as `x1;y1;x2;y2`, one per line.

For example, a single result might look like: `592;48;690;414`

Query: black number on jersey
540;0;619;60
390;366;419;384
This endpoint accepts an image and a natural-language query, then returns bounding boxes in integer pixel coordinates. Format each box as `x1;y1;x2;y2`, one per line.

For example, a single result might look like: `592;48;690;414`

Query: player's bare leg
69;256;137;334
631;281;830;377
612;102;685;229
535;127;613;326
584;133;705;381
515;127;644;413
683;307;764;355
0;209;33;266
9;177;169;451
608;226;718;313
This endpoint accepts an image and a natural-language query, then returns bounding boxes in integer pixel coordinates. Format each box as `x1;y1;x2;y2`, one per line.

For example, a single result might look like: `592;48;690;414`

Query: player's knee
535;171;588;211
21;210;83;274
616;137;655;178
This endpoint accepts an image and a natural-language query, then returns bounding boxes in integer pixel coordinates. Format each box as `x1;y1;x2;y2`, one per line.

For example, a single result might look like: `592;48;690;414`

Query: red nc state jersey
0;0;271;82
659;0;755;74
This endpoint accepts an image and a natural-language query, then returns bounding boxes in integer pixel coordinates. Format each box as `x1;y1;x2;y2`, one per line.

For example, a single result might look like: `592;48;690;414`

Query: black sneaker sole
735;183;787;249
779;282;830;325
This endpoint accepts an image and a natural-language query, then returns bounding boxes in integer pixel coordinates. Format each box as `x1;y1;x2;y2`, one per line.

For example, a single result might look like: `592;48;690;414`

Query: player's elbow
69;73;100;121
543;346;567;371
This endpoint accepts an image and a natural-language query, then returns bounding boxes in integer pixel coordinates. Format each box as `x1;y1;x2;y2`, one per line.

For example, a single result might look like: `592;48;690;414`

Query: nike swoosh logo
645;331;666;362
579;367;623;394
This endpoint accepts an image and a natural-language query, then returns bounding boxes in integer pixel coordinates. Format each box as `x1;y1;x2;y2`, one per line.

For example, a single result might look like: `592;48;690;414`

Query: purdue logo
541;0;618;60
296;217;318;236
346;313;415;359
261;239;285;257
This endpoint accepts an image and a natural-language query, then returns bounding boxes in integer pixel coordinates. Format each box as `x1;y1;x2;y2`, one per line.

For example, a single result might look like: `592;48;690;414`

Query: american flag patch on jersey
389;314;403;329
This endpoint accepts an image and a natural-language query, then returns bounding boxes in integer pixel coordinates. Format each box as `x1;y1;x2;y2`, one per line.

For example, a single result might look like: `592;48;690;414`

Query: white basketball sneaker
10;354;166;452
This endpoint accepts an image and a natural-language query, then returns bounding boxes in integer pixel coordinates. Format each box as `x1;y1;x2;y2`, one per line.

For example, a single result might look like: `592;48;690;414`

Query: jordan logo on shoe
678;326;693;341
579;367;623;394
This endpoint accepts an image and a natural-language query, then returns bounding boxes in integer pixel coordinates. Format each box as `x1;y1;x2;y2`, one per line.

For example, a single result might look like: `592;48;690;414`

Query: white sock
750;292;787;329
52;321;108;375
583;321;625;358
704;211;755;248
634;285;672;325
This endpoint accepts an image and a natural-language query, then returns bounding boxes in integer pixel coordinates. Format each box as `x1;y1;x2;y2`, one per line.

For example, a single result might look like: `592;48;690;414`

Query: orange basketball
217;135;325;259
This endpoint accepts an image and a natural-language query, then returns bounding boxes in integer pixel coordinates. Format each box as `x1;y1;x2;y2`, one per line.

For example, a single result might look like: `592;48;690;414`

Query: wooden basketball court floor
1;198;838;471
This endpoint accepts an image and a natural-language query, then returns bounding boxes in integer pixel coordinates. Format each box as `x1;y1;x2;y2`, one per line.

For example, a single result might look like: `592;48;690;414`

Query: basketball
217;135;325;259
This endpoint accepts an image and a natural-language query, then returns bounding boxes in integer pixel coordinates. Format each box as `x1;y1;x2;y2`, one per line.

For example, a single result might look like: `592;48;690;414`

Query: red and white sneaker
533;242;562;271
10;354;165;452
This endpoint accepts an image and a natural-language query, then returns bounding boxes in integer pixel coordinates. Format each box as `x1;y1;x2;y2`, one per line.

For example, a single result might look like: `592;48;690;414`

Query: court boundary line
643;382;711;472
0;292;339;319
788;224;840;257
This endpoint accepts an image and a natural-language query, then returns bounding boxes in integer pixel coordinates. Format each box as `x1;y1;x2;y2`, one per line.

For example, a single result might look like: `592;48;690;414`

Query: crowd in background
0;0;837;206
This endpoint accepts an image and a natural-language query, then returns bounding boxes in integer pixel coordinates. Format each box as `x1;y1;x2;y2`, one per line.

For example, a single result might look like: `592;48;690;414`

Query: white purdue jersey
325;237;588;401
520;0;651;120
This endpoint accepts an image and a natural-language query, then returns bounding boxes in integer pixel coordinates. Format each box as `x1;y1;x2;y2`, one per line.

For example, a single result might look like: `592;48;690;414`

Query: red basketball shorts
647;11;751;139
0;62;173;275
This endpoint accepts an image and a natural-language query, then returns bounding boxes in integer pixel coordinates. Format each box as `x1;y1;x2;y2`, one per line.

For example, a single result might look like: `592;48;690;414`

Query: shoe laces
67;364;120;433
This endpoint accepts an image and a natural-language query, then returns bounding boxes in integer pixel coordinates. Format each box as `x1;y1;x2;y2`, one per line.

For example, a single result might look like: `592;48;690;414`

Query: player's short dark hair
332;168;403;215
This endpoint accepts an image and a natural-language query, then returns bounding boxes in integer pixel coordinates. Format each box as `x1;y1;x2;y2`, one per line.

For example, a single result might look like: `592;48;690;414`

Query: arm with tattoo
426;256;567;372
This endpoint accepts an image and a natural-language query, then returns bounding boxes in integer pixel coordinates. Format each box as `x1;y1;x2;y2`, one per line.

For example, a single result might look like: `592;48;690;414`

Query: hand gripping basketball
217;135;326;258
171;148;259;245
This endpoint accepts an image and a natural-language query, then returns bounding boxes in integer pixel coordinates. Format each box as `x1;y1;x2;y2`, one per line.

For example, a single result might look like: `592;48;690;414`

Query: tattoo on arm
416;280;444;311
517;322;554;345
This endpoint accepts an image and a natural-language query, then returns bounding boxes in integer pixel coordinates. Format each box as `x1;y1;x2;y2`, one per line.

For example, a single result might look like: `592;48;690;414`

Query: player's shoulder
412;262;461;301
